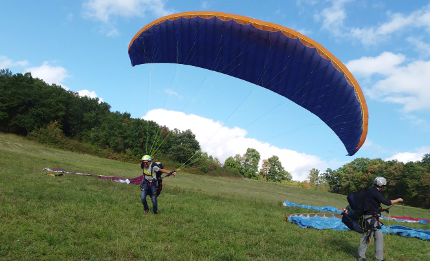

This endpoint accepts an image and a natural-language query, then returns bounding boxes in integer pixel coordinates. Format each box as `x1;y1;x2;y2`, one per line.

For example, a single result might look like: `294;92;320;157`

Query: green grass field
1;133;429;260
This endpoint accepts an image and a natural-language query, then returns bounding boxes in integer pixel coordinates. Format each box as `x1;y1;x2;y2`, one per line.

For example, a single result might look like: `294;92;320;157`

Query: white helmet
374;176;387;187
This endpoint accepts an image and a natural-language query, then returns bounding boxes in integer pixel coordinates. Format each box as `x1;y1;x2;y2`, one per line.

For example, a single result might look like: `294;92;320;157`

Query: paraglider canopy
128;11;368;156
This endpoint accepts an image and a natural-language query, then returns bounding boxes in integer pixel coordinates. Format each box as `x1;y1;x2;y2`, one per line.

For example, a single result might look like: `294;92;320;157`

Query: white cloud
25;62;70;90
361;139;390;155
400;113;430;130
164;88;179;96
82;0;173;23
346;52;430;112
67;13;74;21
106;28;120;37
0;56;29;70
362;139;374;148
349;3;430;45
143;109;331;181
23;62;103;102
385;146;430;163
77;90;104;102
309;2;430;45
314;0;352;35
407;37;430;58
346;52;405;77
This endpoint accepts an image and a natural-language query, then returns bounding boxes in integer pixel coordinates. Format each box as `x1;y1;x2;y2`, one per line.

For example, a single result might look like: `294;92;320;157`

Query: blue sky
1;0;429;180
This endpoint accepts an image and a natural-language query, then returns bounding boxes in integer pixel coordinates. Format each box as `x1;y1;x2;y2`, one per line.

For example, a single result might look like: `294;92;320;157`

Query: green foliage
168;129;200;163
224;155;242;171
188;152;221;173
324;157;430;208
306;168;329;191
421;153;430;171
224;148;262;179
266;155;292;182
182;153;239;177
242;148;260;179
308;168;319;187
28;121;66;146
0;70;201;167
259;159;270;180
199;165;242;178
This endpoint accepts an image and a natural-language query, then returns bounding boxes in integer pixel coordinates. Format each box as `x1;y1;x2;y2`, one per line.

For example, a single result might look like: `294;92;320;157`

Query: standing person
357;177;403;261
140;155;176;215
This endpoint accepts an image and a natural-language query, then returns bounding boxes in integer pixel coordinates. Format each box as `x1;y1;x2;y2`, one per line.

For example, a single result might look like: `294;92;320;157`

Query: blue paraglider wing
128;12;368;156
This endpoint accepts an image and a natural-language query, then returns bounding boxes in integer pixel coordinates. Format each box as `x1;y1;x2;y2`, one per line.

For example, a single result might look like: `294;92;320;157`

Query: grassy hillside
1;133;429;260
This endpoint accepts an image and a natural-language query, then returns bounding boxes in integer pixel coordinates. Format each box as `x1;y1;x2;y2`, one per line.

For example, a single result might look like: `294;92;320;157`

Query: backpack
141;162;164;196
341;190;368;233
152;162;164;196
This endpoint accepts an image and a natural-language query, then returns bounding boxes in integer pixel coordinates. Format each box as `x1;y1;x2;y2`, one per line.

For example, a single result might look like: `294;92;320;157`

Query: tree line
321;156;430;208
1;69;429;208
210;146;430;208
0;69;200;165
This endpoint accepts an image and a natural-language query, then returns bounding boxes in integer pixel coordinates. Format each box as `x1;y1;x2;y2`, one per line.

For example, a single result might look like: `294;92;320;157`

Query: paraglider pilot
357;177;403;261
140;155;176;215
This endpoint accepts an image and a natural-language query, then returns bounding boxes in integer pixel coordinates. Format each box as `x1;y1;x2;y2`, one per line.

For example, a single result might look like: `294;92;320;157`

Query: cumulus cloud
314;0;352;35
350;3;430;45
0;56;29;69
77;90;104;102
25;62;70;89
308;1;430;46
82;0;173;23
346;52;405;77
385;146;430;163
143;109;331;181
82;0;174;36
24;62;104;102
407;37;430;58
346;52;430;112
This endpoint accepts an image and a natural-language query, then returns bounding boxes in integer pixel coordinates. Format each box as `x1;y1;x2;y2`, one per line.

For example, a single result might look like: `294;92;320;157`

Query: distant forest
1;69;429;208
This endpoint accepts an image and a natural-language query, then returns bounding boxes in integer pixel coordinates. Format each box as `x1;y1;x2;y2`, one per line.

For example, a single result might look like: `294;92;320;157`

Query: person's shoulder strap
150;162;159;174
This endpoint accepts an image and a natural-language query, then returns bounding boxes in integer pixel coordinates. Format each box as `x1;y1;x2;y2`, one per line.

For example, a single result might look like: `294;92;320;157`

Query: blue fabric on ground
289;215;348;231
382;225;430;240
288;215;430;241
283;200;429;224
379;216;429;225
419;219;429;225
283;200;343;214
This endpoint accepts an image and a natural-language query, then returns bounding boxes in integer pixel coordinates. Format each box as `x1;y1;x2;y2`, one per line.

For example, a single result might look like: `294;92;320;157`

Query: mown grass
1;133;429;260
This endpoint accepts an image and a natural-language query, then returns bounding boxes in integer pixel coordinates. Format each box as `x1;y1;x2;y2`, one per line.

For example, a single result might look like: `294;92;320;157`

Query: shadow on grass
325;236;357;259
